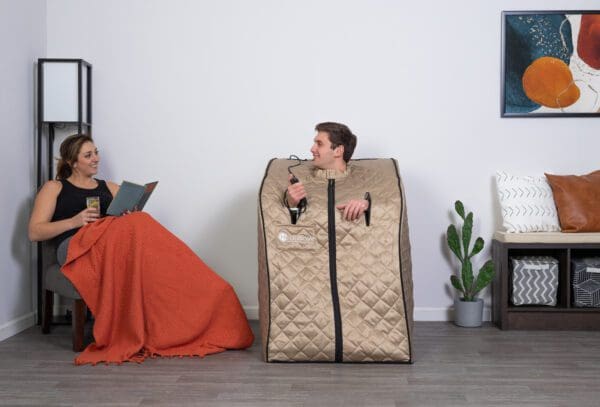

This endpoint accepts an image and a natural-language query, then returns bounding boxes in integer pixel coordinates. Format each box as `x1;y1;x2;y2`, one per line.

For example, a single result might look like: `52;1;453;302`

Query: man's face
310;131;342;169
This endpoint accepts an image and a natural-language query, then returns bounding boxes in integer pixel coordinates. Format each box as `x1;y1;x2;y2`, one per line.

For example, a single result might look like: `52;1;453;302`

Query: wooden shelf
492;239;600;330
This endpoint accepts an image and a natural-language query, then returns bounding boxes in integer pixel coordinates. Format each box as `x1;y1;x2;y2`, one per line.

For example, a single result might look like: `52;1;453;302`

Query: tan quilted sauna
258;158;414;362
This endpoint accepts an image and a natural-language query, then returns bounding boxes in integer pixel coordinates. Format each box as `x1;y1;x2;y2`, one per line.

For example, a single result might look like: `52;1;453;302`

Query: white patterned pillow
496;171;561;233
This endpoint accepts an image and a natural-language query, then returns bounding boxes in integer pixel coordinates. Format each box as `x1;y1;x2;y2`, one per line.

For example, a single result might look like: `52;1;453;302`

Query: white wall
45;0;600;320
0;0;46;340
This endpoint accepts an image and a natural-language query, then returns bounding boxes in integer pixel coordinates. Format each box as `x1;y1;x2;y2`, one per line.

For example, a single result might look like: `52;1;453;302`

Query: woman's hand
72;207;100;228
336;199;369;221
121;206;138;216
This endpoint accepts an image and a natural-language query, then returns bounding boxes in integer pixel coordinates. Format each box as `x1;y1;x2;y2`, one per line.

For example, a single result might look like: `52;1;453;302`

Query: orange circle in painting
522;57;580;108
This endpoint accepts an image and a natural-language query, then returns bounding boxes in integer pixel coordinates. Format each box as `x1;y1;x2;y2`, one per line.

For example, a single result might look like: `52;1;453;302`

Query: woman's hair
55;134;94;180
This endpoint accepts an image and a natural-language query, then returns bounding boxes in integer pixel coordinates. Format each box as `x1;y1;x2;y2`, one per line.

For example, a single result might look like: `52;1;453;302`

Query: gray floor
1;321;599;406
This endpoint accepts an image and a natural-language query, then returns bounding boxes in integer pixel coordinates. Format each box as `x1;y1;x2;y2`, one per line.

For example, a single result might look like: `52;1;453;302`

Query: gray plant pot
454;298;484;327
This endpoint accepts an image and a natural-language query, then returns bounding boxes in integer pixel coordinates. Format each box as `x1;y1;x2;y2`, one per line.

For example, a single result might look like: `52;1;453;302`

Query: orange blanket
61;212;254;365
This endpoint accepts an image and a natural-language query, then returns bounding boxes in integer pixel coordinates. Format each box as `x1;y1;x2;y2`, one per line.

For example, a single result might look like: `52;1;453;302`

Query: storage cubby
506;248;567;308
492;239;600;330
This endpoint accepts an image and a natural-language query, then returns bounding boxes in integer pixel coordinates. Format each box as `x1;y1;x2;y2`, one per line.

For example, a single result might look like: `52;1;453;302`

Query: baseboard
243;306;491;322
0;306;490;341
0;312;36;342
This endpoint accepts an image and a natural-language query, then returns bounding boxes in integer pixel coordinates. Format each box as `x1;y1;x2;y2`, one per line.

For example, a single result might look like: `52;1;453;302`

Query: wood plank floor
1;321;599;406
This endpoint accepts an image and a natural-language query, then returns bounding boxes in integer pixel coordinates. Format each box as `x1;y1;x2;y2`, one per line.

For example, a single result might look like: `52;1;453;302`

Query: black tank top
51;178;113;244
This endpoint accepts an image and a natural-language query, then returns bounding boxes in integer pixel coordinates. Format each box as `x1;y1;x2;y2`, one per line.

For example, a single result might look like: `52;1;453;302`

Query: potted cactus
447;200;495;327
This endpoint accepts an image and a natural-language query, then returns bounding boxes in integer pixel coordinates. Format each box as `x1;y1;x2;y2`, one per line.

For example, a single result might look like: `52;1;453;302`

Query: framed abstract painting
502;10;600;117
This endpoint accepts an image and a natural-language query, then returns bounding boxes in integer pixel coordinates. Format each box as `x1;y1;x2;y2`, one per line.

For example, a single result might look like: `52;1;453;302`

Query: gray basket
571;257;600;308
511;256;559;306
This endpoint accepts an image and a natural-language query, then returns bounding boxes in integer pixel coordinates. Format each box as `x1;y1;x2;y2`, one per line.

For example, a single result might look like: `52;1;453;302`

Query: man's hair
315;122;357;163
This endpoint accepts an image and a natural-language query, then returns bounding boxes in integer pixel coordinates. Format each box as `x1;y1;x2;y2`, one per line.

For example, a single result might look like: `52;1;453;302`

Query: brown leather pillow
545;170;600;232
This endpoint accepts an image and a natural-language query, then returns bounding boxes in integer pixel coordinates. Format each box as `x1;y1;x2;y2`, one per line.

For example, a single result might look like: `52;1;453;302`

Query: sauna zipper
327;179;343;362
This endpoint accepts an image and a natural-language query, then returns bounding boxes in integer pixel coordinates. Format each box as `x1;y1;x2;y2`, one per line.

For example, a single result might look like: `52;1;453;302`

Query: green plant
447;200;495;302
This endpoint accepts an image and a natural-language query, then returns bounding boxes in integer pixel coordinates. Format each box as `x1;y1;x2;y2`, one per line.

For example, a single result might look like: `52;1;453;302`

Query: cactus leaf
461;258;474;296
462;212;473;256
450;275;464;294
447;225;462;260
455;200;465;220
470;237;484;257
472;260;495;296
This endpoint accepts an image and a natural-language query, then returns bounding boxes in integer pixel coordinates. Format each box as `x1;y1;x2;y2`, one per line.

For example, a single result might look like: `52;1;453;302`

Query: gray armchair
41;239;86;351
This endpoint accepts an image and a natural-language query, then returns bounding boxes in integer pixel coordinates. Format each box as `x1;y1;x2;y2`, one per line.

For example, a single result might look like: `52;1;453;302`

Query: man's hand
287;174;307;208
336;199;369;221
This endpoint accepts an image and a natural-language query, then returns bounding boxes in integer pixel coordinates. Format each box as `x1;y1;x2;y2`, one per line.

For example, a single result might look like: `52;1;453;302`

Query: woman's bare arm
28;180;98;242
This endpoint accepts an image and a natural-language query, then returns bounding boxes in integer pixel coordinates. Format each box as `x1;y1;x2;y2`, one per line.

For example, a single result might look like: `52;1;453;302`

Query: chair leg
72;299;86;352
42;290;53;334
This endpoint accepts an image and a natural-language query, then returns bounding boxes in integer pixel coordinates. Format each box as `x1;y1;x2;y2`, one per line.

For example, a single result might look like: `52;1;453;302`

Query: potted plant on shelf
447;200;495;327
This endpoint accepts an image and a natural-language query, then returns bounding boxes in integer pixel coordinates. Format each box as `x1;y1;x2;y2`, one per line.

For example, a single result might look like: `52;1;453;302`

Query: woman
29;134;254;365
29;134;117;262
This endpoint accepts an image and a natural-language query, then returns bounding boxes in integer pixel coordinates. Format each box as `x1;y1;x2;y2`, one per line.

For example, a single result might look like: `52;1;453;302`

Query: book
106;181;158;216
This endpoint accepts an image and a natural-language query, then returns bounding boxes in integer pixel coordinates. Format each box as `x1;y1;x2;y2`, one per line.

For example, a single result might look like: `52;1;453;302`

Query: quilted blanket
62;212;254;365
258;159;413;362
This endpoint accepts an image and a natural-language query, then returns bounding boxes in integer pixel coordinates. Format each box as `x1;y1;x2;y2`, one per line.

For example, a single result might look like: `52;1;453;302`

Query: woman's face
73;141;99;176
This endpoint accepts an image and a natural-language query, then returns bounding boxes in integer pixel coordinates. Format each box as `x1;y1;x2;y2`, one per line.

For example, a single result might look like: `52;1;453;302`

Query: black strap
364;192;371;226
283;189;305;225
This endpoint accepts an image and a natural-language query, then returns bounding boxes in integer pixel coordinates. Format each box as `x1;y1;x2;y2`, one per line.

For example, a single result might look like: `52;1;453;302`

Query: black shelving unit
36;58;92;324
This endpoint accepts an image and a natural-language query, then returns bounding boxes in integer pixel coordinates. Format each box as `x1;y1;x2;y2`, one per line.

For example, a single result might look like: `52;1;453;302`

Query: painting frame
501;10;600;118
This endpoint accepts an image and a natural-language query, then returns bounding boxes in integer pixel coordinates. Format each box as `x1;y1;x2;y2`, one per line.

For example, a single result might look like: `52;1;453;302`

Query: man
259;122;413;363
286;122;370;221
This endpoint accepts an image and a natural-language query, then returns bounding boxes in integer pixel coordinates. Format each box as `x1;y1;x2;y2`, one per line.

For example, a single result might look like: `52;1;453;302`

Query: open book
106;181;158;216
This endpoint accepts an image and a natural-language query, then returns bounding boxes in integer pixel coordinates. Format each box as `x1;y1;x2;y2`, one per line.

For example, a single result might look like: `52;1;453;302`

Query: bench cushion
494;231;600;244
